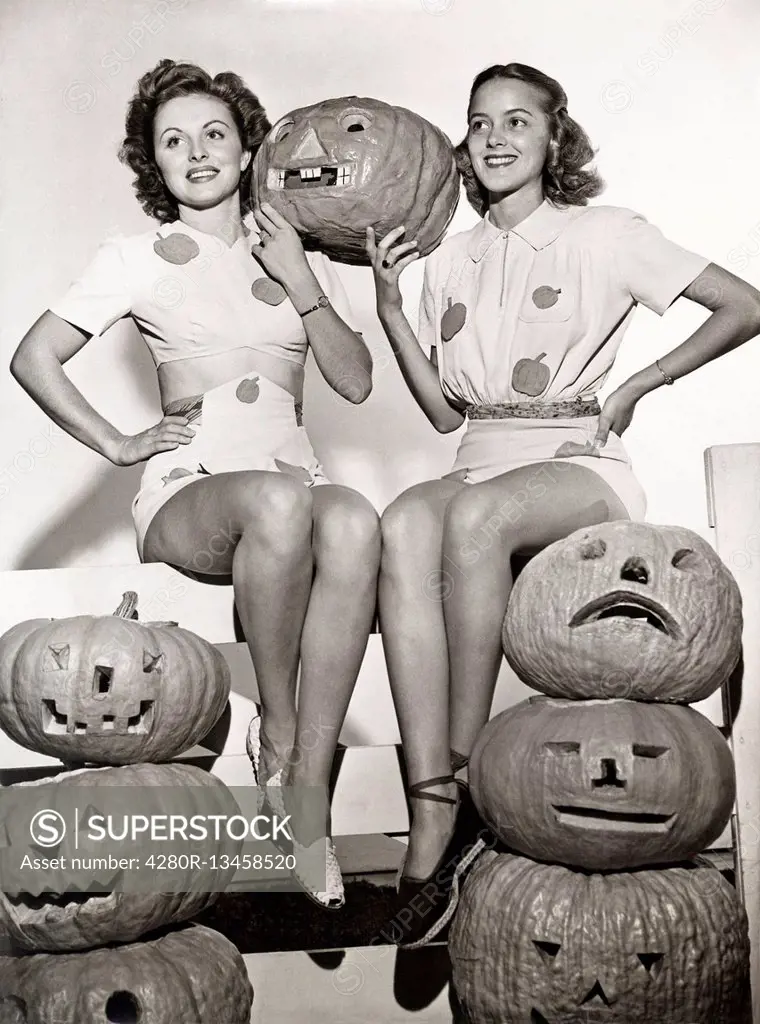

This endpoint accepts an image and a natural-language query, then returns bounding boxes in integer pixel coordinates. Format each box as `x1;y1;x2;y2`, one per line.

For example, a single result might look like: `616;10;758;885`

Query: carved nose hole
106;990;141;1022
530;1012;551;1024
93;665;113;699
620;556;649;584
592;758;626;789
581;980;612;1006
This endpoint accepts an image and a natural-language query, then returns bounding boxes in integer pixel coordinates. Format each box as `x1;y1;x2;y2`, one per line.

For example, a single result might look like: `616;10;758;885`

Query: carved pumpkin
449;850;751;1024
503;521;743;702
251;96;460;264
0;763;242;952
0;923;253;1023
469;696;735;871
0;592;231;764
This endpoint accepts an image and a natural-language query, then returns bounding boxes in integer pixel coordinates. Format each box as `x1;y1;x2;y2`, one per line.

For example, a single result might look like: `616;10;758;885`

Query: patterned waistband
466;397;601;420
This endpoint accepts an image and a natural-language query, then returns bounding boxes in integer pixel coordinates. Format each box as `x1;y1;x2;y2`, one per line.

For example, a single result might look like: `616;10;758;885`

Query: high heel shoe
392;775;488;950
245;707;263;783
265;771;345;911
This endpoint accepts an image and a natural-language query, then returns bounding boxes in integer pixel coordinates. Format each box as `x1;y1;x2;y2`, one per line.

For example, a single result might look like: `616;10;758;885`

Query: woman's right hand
110;415;196;467
365;226;420;312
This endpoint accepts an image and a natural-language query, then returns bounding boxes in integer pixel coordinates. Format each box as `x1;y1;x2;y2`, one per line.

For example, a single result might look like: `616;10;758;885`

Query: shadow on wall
12;462;143;570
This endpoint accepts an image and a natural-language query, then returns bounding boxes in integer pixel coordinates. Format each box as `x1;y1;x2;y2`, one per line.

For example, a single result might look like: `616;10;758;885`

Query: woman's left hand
251;202;309;287
594;386;640;448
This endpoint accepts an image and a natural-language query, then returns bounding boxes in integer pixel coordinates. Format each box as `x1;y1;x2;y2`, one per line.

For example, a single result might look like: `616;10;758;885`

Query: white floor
244;945;457;1023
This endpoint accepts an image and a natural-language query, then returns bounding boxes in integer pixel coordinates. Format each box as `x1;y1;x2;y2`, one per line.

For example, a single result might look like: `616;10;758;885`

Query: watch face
317;295;329;308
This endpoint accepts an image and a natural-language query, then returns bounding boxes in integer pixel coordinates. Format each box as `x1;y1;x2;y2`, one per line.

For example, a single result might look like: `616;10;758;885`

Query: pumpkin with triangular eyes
0;593;230;764
469;697;735;870
0;763;242;952
449;850;751;1024
0;923;253;1024
251;96;460;264
503;522;742;703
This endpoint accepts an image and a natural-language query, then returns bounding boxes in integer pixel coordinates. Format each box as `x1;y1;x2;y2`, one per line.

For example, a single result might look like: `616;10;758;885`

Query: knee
241;477;312;541
318;497;381;564
380;493;439;560
444;487;510;549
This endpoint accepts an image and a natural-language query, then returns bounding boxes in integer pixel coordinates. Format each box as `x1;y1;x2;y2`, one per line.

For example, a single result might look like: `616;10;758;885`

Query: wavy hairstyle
455;63;604;215
118;59;271;223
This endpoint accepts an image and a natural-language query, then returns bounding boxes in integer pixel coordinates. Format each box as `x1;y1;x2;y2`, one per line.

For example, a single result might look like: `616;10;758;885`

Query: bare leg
443;462;629;758
378;478;465;879
286;486;381;804
141;471;314;778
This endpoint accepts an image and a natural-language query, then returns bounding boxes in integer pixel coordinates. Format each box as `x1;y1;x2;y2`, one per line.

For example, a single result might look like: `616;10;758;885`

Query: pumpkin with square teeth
0;592;230;764
251;96;460;264
503;521;742;703
0;763;242;952
0;923;253;1023
449;849;751;1024
468;697;735;870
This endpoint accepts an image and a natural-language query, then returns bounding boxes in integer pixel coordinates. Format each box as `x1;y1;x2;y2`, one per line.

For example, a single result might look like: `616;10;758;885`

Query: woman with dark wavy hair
10;59;381;910
365;61;760;947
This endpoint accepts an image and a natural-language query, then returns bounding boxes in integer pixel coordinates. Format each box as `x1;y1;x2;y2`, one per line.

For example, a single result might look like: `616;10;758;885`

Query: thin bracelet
655;359;675;385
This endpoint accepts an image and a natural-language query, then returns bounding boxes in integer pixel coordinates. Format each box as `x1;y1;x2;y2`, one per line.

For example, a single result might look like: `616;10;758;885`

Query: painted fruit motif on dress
512;352;550;396
441;297;467;342
153;233;199;265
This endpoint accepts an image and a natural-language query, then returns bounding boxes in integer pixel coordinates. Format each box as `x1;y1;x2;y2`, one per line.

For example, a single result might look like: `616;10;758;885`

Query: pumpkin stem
113;592;139;620
536;352;547;361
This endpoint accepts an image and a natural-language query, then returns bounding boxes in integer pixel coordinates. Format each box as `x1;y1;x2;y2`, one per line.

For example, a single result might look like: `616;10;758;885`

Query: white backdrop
2;0;760;569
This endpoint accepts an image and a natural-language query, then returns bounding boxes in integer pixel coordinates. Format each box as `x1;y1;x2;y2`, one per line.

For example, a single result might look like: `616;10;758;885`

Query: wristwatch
299;295;330;317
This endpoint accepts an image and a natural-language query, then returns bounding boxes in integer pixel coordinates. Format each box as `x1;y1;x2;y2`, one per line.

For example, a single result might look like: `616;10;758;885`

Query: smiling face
469;697;736;871
152;93;251;212
251;95;459;263
450;851;751;1024
503;521;743;702
467;77;552;202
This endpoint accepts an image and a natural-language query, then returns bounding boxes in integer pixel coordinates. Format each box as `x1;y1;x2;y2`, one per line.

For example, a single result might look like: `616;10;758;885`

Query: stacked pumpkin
0;592;253;1023
450;521;751;1023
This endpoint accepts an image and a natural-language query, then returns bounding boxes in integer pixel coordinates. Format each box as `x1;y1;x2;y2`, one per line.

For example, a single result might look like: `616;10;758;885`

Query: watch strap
299;295;330;317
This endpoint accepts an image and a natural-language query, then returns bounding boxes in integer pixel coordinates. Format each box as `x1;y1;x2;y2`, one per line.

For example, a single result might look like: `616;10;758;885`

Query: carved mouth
266;164;356;190
568;590;680;638
553;805;675;832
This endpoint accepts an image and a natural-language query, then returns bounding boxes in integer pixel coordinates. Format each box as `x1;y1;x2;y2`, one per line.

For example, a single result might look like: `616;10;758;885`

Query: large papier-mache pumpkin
503;521;742;703
0;592;230;765
252;96;460;264
0;923;253;1023
449;850;751;1024
469;696;735;871
0;762;242;953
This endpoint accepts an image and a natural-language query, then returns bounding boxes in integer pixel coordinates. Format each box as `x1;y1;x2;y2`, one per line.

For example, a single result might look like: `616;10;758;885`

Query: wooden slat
705;443;760;1020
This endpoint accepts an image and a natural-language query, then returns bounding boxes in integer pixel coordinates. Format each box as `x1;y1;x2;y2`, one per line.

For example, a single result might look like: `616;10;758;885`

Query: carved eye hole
339;111;373;133
638;952;664;978
632;744;669;759
142;650;164;673
530;1013;550;1024
44;643;70;671
579;538;606;560
671;547;700;570
544;742;580;755
533;940;561;962
270;118;294;143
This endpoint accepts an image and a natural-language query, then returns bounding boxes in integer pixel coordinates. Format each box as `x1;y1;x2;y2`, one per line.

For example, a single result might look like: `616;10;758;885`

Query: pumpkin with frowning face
449;850;751;1024
0;763;242;952
0;592;230;765
252;96;460;264
503;522;742;703
469;697;735;871
0;923;253;1024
